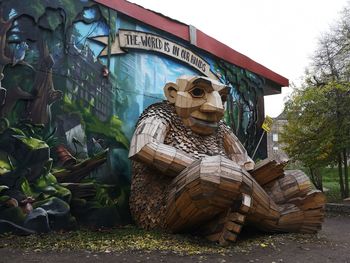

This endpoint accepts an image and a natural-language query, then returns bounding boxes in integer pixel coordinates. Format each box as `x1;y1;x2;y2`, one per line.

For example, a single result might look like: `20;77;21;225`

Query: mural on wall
213;60;265;155
0;0;267;234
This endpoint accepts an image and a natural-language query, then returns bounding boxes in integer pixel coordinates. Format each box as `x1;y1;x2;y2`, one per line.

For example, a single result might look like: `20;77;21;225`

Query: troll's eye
189;87;205;98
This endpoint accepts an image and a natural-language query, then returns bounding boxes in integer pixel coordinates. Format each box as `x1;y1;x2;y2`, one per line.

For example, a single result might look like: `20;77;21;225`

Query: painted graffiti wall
0;0;266;233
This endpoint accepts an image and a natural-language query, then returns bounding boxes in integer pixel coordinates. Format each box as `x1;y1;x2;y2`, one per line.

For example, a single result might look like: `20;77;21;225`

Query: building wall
267;114;289;161
0;0;278;227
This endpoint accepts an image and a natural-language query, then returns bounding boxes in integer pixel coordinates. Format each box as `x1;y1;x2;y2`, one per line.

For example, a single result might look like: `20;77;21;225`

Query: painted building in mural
0;0;288;233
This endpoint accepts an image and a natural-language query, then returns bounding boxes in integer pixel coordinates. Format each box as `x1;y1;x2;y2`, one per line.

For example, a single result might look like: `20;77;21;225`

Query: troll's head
164;76;229;135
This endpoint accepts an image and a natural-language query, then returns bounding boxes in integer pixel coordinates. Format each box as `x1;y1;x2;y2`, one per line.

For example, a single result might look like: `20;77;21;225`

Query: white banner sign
92;30;218;80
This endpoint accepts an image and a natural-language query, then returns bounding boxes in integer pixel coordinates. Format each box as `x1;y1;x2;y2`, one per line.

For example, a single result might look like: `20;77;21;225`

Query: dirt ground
1;214;349;263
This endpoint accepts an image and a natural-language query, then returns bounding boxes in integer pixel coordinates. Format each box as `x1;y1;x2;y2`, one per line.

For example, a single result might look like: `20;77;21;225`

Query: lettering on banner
92;30;216;79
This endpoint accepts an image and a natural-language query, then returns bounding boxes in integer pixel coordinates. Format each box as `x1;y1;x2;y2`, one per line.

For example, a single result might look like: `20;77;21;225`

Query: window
272;133;278;142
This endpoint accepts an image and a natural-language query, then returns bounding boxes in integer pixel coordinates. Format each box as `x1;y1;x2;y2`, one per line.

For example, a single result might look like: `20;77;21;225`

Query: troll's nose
200;91;225;114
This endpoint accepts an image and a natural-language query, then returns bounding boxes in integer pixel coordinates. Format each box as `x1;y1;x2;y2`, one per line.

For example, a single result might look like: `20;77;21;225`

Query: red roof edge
94;0;289;87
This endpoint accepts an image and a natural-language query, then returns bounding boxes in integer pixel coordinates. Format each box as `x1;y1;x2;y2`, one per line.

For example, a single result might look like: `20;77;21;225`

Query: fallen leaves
0;226;328;256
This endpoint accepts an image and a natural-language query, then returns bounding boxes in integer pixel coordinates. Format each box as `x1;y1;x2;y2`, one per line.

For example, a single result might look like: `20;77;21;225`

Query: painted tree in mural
27;42;63;124
0;12;35;121
213;60;265;157
0;0;131;234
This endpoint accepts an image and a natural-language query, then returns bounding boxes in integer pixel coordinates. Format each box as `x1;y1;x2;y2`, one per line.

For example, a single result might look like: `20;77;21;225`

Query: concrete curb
326;203;350;214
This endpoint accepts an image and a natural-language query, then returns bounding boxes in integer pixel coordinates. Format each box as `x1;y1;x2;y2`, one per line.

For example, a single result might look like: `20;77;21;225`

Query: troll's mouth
190;117;218;128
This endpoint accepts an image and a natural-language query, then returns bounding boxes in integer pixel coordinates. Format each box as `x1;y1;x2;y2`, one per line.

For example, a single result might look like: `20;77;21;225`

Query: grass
285;163;347;203
0;227;224;255
321;167;345;203
0;226;326;255
323;181;341;203
0;164;337;255
298;166;348;203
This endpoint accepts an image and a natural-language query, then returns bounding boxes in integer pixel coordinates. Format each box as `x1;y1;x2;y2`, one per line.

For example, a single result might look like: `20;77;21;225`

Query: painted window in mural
0;0;266;234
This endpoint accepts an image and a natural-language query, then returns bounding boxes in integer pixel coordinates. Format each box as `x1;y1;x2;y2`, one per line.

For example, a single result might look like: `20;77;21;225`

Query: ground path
1;214;349;263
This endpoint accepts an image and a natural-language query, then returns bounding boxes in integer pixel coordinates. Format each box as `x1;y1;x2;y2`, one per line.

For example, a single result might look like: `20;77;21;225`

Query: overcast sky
128;0;349;117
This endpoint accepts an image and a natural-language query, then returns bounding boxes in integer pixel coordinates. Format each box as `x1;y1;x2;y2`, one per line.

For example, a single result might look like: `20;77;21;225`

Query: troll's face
164;76;229;135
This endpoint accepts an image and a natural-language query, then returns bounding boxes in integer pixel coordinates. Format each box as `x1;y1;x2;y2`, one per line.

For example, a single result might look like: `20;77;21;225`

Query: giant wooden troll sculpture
129;76;325;245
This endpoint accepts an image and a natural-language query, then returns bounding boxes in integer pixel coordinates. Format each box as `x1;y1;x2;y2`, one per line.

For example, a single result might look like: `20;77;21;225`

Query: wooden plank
251;159;287;186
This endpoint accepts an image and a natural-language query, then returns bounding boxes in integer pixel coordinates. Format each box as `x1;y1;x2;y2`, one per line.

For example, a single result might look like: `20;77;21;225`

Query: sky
128;0;349;117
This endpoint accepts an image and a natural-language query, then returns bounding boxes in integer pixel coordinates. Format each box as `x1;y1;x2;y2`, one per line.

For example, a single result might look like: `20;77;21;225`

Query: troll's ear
164;82;178;104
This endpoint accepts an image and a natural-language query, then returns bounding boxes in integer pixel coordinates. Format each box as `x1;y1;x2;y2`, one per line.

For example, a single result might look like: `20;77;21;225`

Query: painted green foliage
0;0;268;235
0;0;131;234
0;124;73;232
213;60;265;156
63;94;129;149
2;0;91;30
0;122;130;232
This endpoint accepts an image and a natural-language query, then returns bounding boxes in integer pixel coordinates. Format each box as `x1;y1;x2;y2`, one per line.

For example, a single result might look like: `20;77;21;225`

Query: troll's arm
129;116;195;176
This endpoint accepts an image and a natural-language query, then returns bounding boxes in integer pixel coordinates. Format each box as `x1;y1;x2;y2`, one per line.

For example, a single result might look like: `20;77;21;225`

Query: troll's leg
251;170;326;233
165;156;280;244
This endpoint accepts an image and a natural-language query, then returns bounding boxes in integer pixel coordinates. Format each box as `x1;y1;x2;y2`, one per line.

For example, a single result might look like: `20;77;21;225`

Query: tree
311;3;350;198
281;84;335;191
312;4;350;83
281;82;350;195
281;2;350;198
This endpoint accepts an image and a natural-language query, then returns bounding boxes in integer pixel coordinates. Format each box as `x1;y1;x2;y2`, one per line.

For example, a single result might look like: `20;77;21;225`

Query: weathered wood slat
251;159;287;186
129;87;326;245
